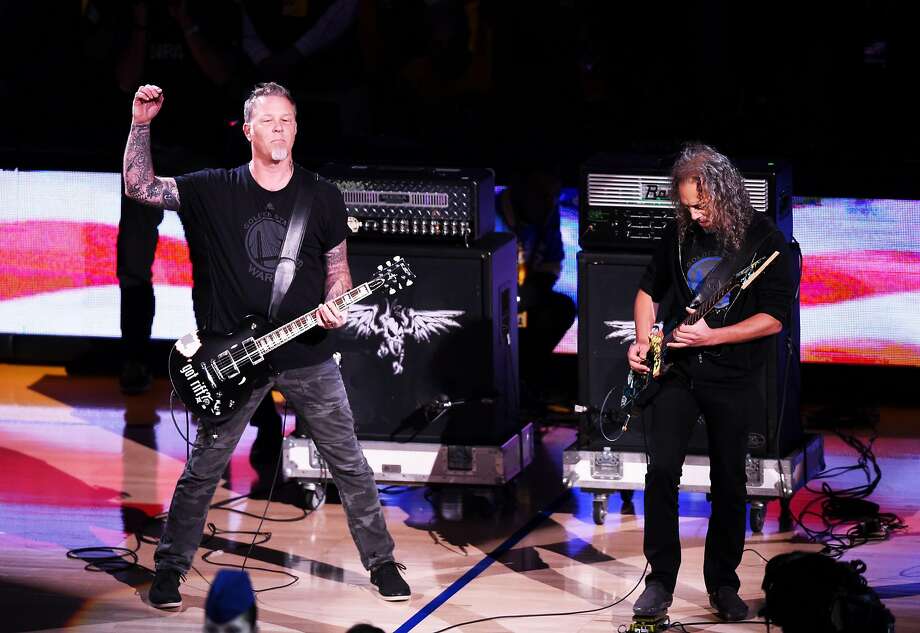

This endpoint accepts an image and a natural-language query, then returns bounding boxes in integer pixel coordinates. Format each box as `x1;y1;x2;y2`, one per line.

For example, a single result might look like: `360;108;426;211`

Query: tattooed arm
122;85;181;210
324;239;353;301
316;239;352;329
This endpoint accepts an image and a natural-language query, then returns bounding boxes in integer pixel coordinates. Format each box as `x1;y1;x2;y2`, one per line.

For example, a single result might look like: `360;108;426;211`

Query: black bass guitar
617;250;780;428
168;256;414;423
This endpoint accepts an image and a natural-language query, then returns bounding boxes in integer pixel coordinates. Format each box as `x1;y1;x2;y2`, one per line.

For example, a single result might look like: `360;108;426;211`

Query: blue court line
393;493;569;633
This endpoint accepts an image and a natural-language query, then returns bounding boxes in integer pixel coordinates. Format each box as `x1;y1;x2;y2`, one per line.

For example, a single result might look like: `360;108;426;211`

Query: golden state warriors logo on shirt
242;204;287;282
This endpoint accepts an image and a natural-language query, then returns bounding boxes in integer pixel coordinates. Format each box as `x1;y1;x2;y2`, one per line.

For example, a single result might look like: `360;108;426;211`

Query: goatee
271;147;289;161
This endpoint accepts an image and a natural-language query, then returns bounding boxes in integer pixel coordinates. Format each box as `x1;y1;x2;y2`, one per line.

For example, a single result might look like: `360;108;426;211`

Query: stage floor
0;363;917;632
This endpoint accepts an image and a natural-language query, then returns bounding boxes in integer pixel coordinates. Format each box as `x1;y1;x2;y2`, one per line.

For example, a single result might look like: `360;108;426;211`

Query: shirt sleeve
175;169;221;225
751;228;797;327
317;178;348;252
638;224;675;302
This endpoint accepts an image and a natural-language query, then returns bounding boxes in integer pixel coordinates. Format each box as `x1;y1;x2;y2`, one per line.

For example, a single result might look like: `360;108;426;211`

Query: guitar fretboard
256;283;376;354
662;279;736;347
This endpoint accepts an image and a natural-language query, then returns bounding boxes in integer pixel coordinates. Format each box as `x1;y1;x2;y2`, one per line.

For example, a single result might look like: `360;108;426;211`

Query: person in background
497;163;576;412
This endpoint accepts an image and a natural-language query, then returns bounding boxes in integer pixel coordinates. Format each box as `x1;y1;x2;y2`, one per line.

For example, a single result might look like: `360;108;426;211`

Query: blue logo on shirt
686;256;729;309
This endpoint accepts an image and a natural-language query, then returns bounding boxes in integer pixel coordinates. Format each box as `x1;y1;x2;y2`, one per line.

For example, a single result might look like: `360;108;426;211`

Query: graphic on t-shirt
244;206;287;281
344;299;465;375
686;256;730;309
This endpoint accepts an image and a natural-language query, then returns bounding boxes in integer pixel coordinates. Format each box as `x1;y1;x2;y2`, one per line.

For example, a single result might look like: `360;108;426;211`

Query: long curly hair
671;143;752;251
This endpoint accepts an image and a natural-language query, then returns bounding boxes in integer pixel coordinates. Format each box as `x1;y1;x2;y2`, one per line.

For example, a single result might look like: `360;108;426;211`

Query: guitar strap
687;214;775;308
268;167;318;321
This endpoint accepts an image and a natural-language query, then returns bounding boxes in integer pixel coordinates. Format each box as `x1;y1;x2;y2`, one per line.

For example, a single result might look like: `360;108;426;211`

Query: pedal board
624;614;669;633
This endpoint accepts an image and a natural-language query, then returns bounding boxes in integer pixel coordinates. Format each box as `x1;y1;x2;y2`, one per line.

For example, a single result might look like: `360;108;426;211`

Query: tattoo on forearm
324;240;352;300
123;123;180;210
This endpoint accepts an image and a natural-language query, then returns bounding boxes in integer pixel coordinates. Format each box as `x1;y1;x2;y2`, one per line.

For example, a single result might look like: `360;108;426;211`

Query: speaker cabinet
577;249;802;457
334;232;519;445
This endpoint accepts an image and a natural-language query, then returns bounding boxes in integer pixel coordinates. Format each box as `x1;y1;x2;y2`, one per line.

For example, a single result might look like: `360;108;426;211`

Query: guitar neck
661;279;738;347
660;250;777;347
256;281;377;353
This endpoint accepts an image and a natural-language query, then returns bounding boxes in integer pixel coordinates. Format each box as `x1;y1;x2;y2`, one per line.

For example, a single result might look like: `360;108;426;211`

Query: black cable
667;620;768;631
769;236;802;519
66;397;325;595
427;562;649;633
786;423;906;558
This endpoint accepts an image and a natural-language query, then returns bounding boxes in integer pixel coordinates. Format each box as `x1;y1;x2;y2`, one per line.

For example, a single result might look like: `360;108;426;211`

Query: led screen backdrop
0;169;196;339
794;197;920;366
1;170;918;367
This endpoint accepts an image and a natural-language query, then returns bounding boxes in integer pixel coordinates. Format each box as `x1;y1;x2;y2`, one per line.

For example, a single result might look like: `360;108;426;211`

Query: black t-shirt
175;164;348;370
681;226;731;326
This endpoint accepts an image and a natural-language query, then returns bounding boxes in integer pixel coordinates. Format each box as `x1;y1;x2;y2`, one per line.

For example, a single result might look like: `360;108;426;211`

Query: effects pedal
623;614;669;633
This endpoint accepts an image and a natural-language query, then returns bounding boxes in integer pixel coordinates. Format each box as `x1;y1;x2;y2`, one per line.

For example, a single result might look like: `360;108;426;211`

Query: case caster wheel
778;497;793;532
300;482;325;511
749;500;766;533
592;494;608;525
619;489;635;515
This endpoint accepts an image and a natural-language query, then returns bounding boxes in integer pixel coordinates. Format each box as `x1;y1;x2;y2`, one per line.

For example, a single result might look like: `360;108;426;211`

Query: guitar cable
67;394;327;594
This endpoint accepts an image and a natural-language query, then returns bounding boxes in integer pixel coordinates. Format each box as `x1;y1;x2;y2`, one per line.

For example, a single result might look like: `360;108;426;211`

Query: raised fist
132;84;164;125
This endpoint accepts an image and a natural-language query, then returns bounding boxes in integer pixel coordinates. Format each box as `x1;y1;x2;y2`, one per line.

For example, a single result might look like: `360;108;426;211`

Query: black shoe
633;581;672;617
709;586;748;621
370;561;411;601
120;360;152;395
149;568;184;609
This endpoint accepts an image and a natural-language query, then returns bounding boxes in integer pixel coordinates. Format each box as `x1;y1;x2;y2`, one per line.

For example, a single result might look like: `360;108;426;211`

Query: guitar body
620;328;667;419
614;250;780;426
168;314;273;423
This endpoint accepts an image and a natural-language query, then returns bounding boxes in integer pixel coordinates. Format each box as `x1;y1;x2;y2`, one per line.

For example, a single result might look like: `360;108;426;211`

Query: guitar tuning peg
394;255;402;261
388;288;396;295
377;264;383;271
385;260;392;267
405;280;413;286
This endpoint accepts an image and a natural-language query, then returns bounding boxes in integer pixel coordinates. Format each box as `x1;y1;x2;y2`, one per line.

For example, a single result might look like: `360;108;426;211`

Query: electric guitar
168;256;414;423
617;250;780;428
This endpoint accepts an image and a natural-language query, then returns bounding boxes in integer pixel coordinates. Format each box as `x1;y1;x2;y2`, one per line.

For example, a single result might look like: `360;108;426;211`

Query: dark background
1;1;917;198
1;0;917;411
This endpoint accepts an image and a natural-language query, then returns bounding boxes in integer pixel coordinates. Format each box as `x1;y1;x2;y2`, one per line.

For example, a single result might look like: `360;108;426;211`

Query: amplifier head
318;164;495;243
579;154;792;251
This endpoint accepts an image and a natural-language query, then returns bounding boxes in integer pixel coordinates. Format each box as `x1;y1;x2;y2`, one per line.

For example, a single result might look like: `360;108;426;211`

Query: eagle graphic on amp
344;299;465;375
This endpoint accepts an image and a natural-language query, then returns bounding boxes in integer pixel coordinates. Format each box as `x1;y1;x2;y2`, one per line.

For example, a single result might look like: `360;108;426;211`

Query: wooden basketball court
1;363;917;632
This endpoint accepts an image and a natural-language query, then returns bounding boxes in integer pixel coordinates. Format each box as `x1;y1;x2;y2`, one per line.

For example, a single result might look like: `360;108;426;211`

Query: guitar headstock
737;250;780;290
371;256;415;296
734;254;768;283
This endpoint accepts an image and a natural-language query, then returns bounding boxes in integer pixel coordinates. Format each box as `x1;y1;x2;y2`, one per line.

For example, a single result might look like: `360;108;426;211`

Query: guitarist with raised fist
627;144;795;623
123;82;410;608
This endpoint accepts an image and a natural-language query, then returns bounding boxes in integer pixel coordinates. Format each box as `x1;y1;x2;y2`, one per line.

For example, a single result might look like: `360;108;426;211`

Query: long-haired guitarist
123;82;410;608
627;144;795;622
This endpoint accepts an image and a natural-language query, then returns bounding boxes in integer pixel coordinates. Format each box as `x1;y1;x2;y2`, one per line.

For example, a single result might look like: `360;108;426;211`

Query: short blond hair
243;82;297;123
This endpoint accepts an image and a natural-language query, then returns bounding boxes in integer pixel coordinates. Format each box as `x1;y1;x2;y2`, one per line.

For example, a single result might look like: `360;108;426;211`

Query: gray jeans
155;358;395;572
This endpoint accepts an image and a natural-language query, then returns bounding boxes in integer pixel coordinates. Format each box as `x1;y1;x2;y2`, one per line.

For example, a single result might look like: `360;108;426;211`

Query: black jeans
116;196;163;364
642;361;757;593
155;358;396;572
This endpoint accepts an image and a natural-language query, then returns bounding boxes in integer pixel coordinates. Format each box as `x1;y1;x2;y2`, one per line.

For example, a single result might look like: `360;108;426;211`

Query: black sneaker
709;586;748;621
149;568;184;609
120;360;153;395
370;561;411;601
633;581;672;616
